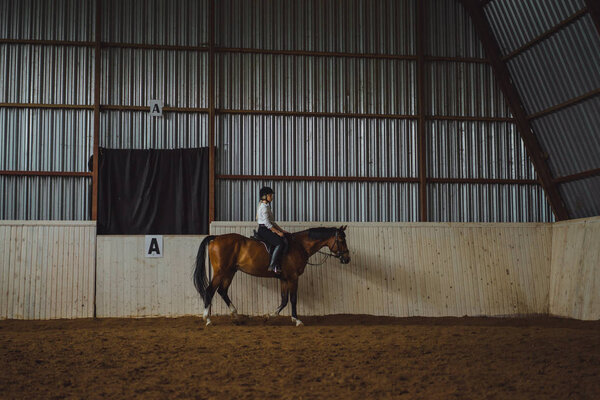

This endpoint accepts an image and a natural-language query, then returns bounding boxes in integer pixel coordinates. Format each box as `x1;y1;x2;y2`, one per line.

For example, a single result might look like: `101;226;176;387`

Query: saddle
250;230;276;255
250;230;288;256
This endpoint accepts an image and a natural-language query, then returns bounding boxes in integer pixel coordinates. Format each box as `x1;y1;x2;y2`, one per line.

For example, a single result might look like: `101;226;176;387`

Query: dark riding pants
258;225;287;269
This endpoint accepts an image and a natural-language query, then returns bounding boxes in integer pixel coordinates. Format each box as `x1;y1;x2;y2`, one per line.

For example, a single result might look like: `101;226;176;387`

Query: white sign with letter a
145;235;163;258
149;100;163;117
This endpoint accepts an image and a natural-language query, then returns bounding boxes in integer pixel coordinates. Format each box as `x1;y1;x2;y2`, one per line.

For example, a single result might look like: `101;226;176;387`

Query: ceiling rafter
459;0;570;220
584;0;600;37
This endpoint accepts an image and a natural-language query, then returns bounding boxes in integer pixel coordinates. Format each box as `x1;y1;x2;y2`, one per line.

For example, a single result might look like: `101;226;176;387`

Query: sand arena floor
1;315;599;399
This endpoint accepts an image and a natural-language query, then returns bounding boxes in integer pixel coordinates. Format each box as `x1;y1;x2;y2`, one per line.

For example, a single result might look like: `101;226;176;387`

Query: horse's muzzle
340;256;350;264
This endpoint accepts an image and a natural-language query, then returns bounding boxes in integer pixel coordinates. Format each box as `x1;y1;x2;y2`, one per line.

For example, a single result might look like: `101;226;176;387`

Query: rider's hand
277;231;285;237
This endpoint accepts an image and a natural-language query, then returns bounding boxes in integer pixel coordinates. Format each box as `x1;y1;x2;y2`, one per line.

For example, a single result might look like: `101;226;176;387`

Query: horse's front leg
289;280;303;326
270;281;289;317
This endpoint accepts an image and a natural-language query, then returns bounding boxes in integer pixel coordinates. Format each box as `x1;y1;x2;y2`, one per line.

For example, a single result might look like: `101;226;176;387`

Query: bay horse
193;226;350;326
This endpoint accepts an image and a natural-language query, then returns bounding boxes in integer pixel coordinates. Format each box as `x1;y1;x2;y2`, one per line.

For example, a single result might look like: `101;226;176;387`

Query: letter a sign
145;235;163;258
149;100;163;117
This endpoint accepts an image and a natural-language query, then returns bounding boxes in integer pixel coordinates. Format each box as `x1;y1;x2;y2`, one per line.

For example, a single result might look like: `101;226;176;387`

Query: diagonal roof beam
459;0;570;220
584;0;600;37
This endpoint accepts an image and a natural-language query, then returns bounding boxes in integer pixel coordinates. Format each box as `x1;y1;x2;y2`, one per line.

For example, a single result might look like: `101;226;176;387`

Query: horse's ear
341;225;347;231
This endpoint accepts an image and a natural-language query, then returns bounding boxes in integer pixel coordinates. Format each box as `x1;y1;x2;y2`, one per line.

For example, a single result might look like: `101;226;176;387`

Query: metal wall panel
100;111;208;149
427;62;512;117
485;0;584;55
428;0;486;58
0;0;95;41
558;177;600;219
208;221;552;318
216;0;416;54
550;217;600;320
0;221;96;319
428;121;535;180
216;180;419;222
507;16;600;115
0;109;93;172
101;0;208;46
216;53;416;114
0;45;95;105
428;183;555;222
0;176;91;220
533;97;600;177
217;115;417;177
101;48;207;108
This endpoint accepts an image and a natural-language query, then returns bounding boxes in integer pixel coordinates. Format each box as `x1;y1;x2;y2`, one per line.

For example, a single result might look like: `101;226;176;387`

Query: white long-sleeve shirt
256;202;275;229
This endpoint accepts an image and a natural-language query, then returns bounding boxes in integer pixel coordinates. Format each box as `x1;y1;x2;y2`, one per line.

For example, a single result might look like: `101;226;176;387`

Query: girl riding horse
193;207;351;326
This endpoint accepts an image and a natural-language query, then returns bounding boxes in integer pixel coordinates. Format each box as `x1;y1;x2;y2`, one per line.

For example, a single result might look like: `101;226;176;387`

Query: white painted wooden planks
209;222;553;318
0;221;96;319
550;217;600;320
95;235;205;318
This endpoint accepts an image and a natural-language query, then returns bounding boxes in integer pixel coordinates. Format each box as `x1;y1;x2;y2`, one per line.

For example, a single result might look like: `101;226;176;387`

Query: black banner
97;147;209;234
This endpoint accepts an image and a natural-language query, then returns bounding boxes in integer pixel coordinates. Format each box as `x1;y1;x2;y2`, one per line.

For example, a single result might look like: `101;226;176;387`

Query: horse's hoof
291;317;304;327
269;312;279;318
205;318;212;326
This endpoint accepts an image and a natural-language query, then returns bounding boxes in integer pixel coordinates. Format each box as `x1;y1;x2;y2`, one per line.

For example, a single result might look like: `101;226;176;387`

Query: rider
256;186;288;274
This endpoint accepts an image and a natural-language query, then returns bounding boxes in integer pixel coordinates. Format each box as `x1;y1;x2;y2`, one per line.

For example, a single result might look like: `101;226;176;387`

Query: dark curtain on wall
97;148;209;234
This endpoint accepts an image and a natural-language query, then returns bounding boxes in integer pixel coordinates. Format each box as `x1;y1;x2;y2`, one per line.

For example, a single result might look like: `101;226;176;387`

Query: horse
193;226;350;326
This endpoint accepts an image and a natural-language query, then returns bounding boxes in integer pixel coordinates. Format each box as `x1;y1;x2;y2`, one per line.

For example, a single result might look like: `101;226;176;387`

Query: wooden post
208;0;216;225
417;0;427;221
92;0;101;221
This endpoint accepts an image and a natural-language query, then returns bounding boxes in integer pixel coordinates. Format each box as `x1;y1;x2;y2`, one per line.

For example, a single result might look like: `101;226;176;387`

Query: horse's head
329;225;350;264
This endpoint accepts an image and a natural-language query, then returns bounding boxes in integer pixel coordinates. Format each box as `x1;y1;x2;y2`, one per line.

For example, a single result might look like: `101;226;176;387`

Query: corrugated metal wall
483;0;600;219
0;0;95;220
1;0;558;222
0;220;96;319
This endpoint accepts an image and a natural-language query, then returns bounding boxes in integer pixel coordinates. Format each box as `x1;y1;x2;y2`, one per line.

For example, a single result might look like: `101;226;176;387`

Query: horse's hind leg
217;273;238;318
203;280;217;325
270;281;289;317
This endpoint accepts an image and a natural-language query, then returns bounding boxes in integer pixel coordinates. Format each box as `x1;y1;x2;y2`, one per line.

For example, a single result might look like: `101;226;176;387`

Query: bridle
306;230;350;266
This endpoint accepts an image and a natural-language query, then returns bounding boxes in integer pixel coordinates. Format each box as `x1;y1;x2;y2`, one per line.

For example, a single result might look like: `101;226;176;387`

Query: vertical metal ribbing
417;0;427;221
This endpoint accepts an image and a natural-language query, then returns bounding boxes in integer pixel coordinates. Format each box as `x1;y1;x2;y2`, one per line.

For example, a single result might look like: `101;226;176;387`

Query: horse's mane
291;227;343;240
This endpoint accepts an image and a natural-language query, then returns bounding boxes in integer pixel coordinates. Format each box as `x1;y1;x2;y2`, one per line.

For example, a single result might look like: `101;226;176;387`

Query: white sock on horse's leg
229;304;238;316
203;305;212;325
291;317;303;326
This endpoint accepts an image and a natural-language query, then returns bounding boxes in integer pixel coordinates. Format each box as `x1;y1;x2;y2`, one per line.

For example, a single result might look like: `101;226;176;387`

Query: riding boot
268;244;284;273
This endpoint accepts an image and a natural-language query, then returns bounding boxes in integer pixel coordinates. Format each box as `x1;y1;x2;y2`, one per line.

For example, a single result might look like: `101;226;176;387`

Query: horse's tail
194;235;217;300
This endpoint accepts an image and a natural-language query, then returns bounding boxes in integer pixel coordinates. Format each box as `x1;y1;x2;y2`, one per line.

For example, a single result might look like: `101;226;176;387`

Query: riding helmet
259;186;274;199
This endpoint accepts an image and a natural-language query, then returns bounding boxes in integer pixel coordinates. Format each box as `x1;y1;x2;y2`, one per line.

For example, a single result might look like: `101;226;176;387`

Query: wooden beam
554;167;600;184
528;88;600;120
216;174;539;186
0;171;92;177
216;109;416;120
417;0;427;221
429;177;538;185
584;0;600;37
460;0;569;220
0;38;94;47
502;8;588;61
216;175;420;184
208;0;216;224
0;103;94;110
92;0;101;222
